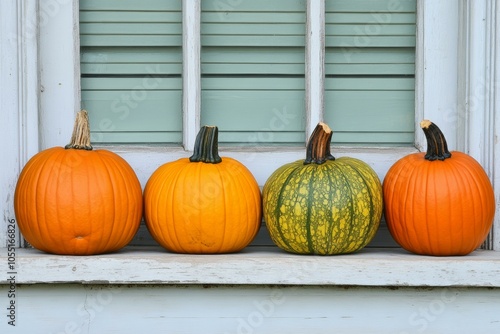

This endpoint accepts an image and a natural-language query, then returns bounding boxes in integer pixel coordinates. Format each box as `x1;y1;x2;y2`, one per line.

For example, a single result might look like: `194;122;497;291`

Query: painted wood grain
2;246;500;286
1;284;500;333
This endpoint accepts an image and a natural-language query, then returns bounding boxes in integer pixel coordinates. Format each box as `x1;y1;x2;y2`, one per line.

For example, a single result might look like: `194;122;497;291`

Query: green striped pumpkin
263;123;383;255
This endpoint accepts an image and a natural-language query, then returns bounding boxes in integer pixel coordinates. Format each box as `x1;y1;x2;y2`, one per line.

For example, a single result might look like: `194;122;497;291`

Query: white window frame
2;0;499;254
37;0;455;178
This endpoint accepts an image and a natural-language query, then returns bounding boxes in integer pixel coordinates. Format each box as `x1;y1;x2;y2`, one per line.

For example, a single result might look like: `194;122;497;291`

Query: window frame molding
2;0;499;252
457;0;500;249
1;0;40;247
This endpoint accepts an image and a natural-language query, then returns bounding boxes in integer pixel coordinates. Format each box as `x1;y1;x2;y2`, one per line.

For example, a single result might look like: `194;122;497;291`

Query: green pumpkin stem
189;126;222;164
304;122;335;165
420;120;452;161
65;110;93;150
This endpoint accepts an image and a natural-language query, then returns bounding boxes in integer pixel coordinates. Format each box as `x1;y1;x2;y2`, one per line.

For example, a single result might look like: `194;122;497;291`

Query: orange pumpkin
383;120;495;256
14;110;143;255
144;126;261;253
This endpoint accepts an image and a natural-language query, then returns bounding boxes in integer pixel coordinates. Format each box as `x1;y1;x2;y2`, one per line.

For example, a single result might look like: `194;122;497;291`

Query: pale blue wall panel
80;0;181;11
8;284;500;334
326;0;417;12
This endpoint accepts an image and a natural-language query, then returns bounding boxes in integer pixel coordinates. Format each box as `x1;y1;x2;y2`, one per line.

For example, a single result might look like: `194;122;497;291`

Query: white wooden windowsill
3;246;500;287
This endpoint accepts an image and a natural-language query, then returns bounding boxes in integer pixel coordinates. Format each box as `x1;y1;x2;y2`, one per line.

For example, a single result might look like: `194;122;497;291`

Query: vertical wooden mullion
305;0;325;141
38;0;80;150
414;0;459;152
182;0;201;151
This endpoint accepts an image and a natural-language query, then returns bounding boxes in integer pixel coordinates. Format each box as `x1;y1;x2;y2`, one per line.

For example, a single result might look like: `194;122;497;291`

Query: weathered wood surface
2;246;500;286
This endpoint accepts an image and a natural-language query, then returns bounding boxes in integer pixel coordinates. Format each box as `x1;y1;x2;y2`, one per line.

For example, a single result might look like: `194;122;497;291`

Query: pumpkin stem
420;120;452;161
304;122;335;165
189;125;222;164
65;110;93;150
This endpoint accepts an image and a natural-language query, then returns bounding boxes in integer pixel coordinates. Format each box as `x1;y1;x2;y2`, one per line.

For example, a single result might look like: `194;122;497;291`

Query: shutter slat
80;36;182;47
80;11;180;23
81;47;181;75
326;13;416;24
81;78;181;90
202;78;304;91
202;48;304;74
80;23;181;35
332;132;414;145
90;132;182;144
217;132;306;145
325;77;414;90
80;0;181;11
326;0;416;12
326;47;414;63
326;36;415;48
327;23;416;35
202;0;307;12
327;64;414;75
201;12;305;23
201;36;305;47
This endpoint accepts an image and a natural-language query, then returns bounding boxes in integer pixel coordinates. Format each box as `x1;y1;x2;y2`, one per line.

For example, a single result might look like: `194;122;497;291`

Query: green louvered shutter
80;0;415;146
325;0;416;145
201;0;306;145
80;0;182;144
